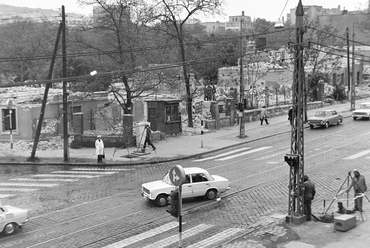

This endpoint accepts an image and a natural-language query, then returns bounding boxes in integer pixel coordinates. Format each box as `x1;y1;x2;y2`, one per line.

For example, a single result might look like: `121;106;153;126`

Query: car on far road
0;205;29;235
352;102;370;120
307;110;343;129
141;167;230;207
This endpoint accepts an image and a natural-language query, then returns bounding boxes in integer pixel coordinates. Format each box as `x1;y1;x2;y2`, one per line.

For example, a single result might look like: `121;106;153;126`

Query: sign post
169;165;185;248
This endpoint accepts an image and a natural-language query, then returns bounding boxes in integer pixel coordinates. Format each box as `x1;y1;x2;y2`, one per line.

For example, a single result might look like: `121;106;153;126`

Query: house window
2;109;16;132
165;105;179;123
72;106;82;113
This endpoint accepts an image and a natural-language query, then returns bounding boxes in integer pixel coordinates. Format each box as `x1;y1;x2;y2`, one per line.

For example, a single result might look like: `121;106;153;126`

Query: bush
330;87;347;101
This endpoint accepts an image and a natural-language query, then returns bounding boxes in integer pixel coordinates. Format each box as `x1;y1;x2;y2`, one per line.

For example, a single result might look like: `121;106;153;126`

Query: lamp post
239;12;246;138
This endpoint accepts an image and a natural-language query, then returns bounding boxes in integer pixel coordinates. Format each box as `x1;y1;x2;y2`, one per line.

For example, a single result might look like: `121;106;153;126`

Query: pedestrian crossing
0;167;131;199
102;222;244;248
193;145;370;163
193;146;272;162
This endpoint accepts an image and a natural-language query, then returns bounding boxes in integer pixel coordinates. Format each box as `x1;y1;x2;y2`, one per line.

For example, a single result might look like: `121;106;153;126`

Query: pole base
238;134;247;138
286;214;306;225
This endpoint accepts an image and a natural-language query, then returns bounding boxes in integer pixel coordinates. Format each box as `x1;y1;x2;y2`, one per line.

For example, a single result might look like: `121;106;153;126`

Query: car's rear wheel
325;122;329;128
205;189;217;200
155;194;168;207
2;223;17;235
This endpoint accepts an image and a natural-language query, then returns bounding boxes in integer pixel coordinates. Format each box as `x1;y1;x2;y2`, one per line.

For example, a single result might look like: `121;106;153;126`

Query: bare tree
145;0;224;127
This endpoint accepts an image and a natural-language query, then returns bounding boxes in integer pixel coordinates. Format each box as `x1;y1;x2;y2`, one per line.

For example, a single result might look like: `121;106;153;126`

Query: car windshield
359;104;370;109
314;111;327;117
162;171;173;185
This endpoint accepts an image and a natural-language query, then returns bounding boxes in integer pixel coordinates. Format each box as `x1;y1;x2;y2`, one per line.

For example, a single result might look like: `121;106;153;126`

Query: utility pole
351;26;355;110
30;23;63;161
62;5;69;162
286;0;305;224
346;28;351;103
239;13;246;138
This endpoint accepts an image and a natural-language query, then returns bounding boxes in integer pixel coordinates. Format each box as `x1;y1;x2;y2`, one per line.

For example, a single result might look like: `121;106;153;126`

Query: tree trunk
122;75;132;114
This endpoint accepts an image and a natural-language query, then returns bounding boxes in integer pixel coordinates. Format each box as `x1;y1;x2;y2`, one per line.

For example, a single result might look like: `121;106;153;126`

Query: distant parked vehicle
352;102;370;120
308;110;343;129
0;205;29;235
141;167;230;207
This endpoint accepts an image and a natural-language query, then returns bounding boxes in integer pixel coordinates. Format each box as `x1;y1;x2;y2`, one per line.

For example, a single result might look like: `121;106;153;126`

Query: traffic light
166;190;179;218
284;154;299;167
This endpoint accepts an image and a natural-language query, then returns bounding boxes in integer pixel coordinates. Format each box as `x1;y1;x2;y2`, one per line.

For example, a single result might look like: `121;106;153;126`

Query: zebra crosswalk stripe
187;228;244;248
102;222;178;248
51;171;117;175
0;194;15;198
141;224;213;248
32;174;98;178
9;178;78;182
0;182;58;187
215;146;271;161
344;150;370;160
193;147;251;162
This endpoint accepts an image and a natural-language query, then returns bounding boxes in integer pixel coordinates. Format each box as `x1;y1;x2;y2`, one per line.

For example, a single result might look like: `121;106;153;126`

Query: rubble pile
0;137;64;152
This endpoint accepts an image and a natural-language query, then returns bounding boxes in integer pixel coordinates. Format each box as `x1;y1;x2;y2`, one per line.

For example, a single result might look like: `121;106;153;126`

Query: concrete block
334;214;356;231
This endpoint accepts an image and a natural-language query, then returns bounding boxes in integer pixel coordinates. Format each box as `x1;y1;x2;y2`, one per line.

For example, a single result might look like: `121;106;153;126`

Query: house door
148;107;157;131
72;113;83;134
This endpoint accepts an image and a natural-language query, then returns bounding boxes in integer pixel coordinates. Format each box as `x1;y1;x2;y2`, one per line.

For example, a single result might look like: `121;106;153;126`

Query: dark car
307;110;343;129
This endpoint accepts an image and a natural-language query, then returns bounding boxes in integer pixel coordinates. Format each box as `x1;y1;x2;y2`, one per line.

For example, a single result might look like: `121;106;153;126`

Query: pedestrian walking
288;107;293;125
346;169;367;212
303;175;316;221
260;106;269;125
95;135;105;163
142;125;156;152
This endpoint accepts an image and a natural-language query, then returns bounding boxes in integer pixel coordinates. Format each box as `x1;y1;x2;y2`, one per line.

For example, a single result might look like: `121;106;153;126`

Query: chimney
242;11;244;16
338;5;340;10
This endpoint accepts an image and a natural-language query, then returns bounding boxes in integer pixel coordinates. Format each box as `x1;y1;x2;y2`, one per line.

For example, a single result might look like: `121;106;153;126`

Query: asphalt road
1;116;370;247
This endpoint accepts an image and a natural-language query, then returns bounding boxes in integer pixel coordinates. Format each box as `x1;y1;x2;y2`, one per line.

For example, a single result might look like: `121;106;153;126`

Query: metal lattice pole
288;0;305;223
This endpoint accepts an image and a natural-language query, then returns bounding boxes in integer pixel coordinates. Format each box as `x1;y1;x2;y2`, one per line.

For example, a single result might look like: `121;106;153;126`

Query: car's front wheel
2;223;17;235
205;189;217;200
310;125;314;129
155;194;168;207
353;117;357;120
324;122;329;128
337;119;342;125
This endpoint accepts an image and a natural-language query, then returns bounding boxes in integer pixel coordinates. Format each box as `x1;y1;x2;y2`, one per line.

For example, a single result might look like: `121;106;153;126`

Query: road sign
169;165;185;186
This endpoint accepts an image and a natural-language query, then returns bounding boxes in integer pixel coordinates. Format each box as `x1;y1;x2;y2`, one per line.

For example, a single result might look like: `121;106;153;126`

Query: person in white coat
95;135;105;163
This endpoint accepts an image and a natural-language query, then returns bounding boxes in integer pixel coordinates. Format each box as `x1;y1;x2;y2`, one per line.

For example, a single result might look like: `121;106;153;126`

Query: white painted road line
9;178;78;182
102;222;178;248
72;168;132;171
187;228;244;248
0;188;38;192
193;147;251;162
215;147;272;161
141;224;213;248
0;182;58;187
0;194;15;198
32;174;99;178
51;171;117;175
344;150;370;160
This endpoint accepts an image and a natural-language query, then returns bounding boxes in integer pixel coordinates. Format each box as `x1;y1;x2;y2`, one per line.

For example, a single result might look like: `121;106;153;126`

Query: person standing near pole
95;135;104;163
346;169;367;212
288;107;293;126
303;175;316;221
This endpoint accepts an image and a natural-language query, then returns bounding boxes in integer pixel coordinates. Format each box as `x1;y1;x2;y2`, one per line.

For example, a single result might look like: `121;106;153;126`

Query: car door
181;175;193;198
191;173;211;197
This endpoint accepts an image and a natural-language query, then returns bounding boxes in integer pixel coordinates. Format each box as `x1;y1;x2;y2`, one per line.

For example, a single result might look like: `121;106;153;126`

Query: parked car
352;102;370;120
141;167;230;207
307;110;343;129
0;205;29;235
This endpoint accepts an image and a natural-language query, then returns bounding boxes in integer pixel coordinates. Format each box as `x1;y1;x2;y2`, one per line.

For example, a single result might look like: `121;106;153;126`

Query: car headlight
320;120;325;124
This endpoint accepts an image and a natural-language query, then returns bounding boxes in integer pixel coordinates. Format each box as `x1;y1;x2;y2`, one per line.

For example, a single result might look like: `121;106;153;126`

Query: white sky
0;0;367;21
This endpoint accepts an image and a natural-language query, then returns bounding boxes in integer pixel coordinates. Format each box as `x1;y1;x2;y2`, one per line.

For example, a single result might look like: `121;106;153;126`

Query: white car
141;167;230;207
0;205;29;235
352;102;370;120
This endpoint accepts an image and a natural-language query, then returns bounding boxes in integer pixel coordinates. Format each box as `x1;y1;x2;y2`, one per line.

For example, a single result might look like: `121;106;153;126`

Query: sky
0;0;367;22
